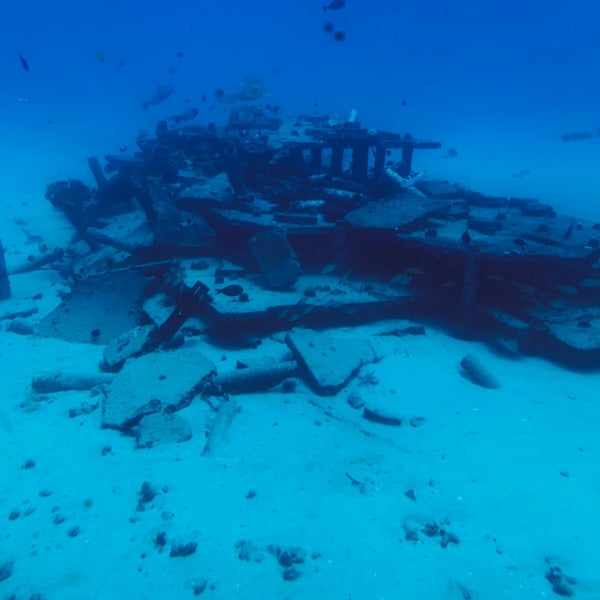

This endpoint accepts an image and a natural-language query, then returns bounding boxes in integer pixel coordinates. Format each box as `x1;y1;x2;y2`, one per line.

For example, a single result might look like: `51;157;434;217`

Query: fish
216;284;244;297
461;230;471;245
18;52;29;71
323;0;346;10
140;83;176;111
167;107;199;124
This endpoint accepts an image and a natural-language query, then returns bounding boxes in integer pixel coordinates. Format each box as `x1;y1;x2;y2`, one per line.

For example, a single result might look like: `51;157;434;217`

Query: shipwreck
13;104;600;370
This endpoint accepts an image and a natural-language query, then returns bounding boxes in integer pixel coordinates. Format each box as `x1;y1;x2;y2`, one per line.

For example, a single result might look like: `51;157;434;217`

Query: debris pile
5;104;600;372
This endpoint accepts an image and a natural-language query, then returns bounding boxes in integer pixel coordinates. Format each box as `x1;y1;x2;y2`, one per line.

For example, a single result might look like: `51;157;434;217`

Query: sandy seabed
1;142;600;600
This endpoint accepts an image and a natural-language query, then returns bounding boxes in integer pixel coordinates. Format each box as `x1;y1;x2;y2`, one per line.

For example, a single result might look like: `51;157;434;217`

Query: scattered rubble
3;103;600;476
545;562;577;597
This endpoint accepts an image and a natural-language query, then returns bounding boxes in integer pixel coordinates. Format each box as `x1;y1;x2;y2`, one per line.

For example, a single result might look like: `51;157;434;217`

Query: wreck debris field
2;1;600;599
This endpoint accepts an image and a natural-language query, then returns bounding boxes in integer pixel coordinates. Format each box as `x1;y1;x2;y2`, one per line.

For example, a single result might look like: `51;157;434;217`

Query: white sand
1;145;600;600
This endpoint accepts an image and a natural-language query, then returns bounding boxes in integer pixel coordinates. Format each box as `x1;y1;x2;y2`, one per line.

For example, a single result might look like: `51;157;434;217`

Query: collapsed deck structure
37;105;600;368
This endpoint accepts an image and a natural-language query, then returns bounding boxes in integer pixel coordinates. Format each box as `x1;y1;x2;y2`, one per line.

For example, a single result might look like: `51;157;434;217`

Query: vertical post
373;145;386;181
331;143;344;177
0;239;11;300
399;144;414;177
351;144;369;184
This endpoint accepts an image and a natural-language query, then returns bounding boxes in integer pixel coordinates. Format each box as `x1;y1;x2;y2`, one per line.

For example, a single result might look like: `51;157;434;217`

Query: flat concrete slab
102;345;215;431
36;271;147;344
286;328;377;395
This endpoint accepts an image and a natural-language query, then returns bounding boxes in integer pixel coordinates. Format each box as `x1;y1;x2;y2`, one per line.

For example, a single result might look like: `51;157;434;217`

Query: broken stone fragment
86;210;154;252
102;346;214;431
169;541;197;558
178;172;234;206
101;325;156;372
202;397;238;456
136;481;157;511
0;560;13;582
135;412;193;448
286;328;377;395
235;539;265;563
249;230;301;290
7;317;34;335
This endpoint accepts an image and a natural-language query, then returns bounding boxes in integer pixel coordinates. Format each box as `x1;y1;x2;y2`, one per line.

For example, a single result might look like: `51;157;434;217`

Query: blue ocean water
3;0;599;216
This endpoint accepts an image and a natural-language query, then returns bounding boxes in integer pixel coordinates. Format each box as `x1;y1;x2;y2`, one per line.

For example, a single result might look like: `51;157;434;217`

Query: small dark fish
461;230;471;245
18;52;29;71
216;284;244;297
117;58;125;67
214;88;225;99
176;51;184;58
401;99;407;106
119;145;127;152
323;0;346;11
333;30;346;41
201;93;207;103
563;221;573;240
323;22;335;33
